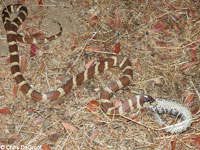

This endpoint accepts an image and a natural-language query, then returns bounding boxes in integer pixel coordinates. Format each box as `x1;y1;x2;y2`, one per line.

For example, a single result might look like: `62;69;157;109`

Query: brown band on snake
3;4;155;115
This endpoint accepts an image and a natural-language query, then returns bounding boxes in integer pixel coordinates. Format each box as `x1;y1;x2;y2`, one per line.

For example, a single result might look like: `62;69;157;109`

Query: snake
2;4;62;45
2;4;193;134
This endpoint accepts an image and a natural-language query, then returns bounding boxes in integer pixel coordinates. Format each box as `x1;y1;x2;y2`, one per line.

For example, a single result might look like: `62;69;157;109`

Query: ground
0;0;200;150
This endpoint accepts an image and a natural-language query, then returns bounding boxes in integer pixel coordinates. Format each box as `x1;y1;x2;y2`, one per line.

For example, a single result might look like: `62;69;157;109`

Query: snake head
143;95;155;104
141;95;156;108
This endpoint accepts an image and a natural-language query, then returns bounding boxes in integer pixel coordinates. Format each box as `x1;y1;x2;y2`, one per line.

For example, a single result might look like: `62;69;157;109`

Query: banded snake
2;4;193;134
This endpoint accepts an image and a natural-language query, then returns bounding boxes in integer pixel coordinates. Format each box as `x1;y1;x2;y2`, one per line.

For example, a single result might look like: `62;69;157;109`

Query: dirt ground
0;0;200;150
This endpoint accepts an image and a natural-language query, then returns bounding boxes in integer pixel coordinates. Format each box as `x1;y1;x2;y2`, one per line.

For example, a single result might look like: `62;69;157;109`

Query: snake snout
143;95;155;104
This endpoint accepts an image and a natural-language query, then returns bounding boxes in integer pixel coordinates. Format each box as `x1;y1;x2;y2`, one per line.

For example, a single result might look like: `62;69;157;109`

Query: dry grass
0;0;200;149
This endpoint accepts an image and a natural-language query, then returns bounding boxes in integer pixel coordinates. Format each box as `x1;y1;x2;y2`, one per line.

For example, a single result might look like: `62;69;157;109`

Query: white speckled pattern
148;98;193;134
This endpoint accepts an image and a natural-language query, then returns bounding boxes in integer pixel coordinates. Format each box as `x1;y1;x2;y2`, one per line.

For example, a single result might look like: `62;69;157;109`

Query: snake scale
2;4;193;134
